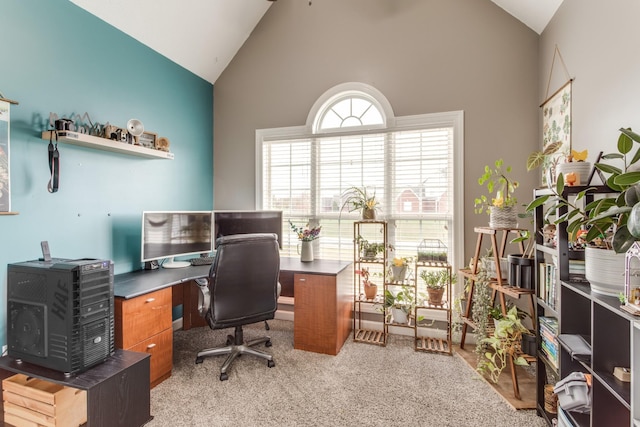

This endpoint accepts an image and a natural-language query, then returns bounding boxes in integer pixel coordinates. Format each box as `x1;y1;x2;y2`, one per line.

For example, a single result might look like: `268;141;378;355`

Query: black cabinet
0;350;151;427
533;186;636;426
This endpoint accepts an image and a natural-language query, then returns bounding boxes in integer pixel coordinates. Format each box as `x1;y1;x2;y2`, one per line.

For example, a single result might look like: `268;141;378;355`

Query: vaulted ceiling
70;0;563;85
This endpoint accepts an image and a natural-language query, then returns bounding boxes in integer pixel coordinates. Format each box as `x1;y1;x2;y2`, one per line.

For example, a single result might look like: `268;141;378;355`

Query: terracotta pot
364;283;377;300
427;288;445;305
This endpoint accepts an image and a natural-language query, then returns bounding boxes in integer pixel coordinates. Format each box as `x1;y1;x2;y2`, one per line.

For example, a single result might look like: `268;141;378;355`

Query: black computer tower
7;258;115;374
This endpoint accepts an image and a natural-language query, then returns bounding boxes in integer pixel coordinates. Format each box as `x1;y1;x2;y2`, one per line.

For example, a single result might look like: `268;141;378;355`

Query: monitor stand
163;257;190;269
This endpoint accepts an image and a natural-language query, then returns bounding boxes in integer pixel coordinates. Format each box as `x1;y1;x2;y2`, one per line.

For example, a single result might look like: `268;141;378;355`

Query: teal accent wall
0;0;213;348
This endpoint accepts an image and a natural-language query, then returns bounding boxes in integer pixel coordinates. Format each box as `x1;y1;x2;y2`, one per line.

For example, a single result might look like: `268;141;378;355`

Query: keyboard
189;256;215;266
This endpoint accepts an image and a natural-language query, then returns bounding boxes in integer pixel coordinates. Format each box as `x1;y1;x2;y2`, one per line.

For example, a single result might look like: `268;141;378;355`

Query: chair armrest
195;277;210;317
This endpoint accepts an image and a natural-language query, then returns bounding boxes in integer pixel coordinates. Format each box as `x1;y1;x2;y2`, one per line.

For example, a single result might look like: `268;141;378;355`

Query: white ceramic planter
584;247;640;296
557;162;592;185
391;307;409;324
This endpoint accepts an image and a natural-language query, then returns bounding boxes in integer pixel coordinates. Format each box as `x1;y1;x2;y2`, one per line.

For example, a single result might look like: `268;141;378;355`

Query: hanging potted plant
474;158;519;229
341;186;380;220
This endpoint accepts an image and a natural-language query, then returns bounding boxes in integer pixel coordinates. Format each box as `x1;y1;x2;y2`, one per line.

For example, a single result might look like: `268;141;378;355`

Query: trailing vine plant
471;268;492;362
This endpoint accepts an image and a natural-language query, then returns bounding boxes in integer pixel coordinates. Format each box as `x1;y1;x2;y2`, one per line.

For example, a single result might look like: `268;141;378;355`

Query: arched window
257;83;463;269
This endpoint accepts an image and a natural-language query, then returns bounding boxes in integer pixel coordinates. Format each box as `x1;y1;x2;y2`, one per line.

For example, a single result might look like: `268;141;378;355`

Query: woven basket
489;206;517;229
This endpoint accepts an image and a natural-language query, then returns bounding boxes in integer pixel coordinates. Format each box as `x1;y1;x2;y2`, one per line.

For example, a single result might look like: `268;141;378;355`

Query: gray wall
540;0;640;163
213;0;540;264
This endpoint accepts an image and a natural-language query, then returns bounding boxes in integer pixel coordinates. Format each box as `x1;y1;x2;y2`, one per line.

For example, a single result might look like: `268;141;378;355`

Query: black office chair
194;233;280;381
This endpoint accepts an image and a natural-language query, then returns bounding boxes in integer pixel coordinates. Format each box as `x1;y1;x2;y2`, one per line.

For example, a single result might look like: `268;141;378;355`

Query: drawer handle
147;343;156;350
299;278;306;282
145;298;156;303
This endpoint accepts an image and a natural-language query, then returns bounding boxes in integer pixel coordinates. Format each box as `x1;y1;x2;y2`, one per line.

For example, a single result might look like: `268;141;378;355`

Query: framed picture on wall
541;80;572;186
0;99;11;212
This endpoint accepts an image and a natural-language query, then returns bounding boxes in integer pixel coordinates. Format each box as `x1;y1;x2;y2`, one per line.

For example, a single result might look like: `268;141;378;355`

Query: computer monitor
141;211;213;268
213;210;283;249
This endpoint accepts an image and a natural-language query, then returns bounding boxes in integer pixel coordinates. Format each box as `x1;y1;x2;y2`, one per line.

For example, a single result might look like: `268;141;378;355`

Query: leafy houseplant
527;128;640;253
526;127;640;295
474;159;519;228
382;288;416;324
420;269;454;305
341;186;380;219
357;267;377;300
477;306;531;383
356;235;385;260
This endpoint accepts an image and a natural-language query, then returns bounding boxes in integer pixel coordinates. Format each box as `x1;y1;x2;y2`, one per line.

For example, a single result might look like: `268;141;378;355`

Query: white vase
557;162;592;186
299;240;314;262
584;247;640;296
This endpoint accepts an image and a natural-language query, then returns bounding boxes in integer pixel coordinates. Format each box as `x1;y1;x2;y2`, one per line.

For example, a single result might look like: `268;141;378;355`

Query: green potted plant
388;256;412;282
474;158;520;229
341;186;380;220
477;306;531;383
382;288;416;324
420;269;454;306
526;127;640;296
356;235;385;260
356;267;377;300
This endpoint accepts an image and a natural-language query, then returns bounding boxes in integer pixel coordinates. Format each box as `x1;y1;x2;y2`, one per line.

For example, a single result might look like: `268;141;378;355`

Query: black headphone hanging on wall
47;130;59;193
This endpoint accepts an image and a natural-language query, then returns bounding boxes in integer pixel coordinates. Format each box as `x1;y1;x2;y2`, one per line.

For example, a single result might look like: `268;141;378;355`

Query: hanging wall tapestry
541;80;572;186
540;45;573;186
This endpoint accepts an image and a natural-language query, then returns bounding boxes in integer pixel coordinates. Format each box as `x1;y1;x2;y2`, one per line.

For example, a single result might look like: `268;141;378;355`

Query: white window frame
255;83;464;269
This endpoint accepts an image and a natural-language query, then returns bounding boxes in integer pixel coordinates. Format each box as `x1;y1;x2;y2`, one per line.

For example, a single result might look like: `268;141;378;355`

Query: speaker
126;118;144;137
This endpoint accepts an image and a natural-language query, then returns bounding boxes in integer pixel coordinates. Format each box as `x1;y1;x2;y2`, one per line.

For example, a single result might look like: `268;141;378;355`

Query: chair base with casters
195;324;276;381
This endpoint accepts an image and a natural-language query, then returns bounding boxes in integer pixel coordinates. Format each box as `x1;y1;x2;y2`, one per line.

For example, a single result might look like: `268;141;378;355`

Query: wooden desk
0;350;150;427
113;258;353;385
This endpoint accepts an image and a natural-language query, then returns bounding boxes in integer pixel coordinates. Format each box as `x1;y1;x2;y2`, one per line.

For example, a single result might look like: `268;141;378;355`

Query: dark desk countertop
113;257;351;299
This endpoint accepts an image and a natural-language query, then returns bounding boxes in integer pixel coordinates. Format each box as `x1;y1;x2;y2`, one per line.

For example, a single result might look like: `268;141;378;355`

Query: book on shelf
539;316;559;369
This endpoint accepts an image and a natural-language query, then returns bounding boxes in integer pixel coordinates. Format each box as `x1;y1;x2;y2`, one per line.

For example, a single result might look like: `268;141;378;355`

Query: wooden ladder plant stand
459;226;536;400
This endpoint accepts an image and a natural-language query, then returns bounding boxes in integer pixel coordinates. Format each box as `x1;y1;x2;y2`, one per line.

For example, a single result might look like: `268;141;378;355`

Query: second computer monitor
213;210;283;249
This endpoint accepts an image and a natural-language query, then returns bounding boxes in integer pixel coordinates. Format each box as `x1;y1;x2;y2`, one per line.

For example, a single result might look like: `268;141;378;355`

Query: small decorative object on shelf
289;220;321;262
417;239;447;262
622;241;640;315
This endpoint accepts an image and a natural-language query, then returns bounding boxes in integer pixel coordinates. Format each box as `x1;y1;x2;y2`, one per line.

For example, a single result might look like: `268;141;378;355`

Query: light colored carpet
148;320;546;427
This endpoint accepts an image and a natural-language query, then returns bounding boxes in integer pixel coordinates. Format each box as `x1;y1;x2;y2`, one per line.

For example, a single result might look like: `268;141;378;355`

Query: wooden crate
2;374;87;427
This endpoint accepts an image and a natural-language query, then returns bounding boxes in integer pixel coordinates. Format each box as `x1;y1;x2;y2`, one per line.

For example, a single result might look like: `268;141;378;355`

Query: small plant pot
391;307;409;324
390;265;407;282
362;208;376;220
507;254;535;289
427;288;445;305
522;334;537;357
364;283;377;300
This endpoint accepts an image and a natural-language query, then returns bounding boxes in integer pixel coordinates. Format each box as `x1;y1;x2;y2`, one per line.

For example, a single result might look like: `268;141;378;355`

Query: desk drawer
115;288;172;349
128;328;173;388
